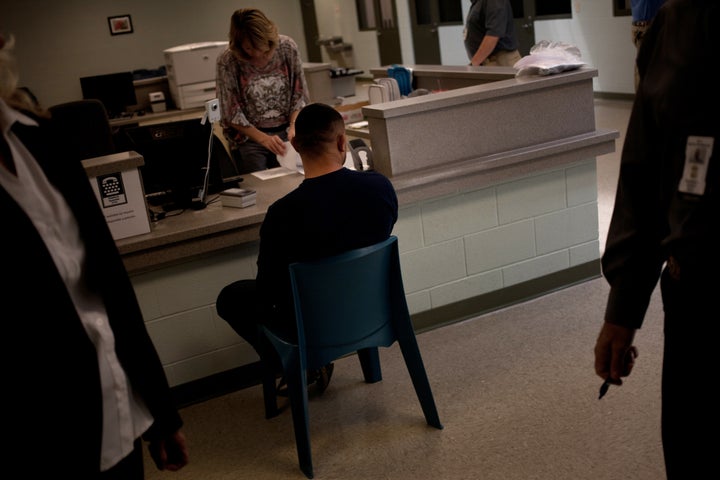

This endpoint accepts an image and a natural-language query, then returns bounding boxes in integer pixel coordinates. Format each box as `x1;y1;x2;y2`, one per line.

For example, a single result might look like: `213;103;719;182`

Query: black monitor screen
123;119;241;210
80;71;137;118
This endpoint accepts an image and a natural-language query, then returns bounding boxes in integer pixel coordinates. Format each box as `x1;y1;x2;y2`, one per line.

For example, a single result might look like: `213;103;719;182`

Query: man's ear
291;136;300;151
337;133;347;153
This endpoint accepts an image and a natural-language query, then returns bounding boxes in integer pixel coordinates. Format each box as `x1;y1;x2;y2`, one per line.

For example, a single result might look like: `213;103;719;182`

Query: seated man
217;102;398;394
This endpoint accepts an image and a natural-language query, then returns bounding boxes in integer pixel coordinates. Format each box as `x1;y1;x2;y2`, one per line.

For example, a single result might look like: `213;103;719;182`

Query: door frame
299;0;323;62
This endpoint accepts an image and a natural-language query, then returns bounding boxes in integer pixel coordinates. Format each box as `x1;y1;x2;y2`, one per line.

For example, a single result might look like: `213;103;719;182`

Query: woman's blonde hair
0;34;20;101
0;34;45;116
228;8;279;59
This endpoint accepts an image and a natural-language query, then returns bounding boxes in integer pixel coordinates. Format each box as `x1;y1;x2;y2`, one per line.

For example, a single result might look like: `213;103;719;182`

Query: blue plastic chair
387;64;413;96
260;235;443;479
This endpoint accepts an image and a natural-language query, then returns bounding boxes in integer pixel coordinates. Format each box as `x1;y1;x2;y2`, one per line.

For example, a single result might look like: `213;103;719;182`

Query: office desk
118;172;302;274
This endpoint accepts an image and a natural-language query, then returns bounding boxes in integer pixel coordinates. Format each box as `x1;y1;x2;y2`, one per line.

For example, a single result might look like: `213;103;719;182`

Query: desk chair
261;235;443;479
48;99;115;161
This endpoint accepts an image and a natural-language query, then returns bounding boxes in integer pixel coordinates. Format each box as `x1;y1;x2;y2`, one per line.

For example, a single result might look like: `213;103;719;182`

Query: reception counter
113;66;617;388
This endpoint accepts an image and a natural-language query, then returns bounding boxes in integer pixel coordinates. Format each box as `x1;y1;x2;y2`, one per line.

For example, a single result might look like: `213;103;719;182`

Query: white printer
164;41;227;109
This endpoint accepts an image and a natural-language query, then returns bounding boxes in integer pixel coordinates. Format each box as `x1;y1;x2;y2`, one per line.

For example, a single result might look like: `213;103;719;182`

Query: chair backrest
288;235;405;368
48;99;115;161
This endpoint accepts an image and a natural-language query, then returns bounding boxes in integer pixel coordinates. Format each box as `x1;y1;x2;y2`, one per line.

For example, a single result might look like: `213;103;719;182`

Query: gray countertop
118;172;302;274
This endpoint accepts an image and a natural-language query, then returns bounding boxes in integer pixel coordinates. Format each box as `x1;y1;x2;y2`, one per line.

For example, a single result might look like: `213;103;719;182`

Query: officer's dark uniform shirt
463;0;519;60
602;0;719;329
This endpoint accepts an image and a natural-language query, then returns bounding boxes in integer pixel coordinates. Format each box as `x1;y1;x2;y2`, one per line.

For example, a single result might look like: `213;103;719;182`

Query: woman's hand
261;133;287;156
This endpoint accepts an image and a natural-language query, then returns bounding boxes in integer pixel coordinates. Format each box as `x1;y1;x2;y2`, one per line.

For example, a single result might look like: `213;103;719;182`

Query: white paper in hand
277;142;304;175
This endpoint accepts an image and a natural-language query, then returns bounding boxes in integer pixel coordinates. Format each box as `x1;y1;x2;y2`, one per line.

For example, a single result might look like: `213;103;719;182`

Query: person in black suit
0;33;188;478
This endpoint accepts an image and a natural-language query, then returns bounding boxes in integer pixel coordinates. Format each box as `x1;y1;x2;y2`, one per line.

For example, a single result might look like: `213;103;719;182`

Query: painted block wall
132;158;599;387
395;158;599;314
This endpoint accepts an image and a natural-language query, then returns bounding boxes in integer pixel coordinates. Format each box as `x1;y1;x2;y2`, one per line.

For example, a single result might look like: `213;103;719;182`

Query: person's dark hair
228;8;279;59
292;103;345;157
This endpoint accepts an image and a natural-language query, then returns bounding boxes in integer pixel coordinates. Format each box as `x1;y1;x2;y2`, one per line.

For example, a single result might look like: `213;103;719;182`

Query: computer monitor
123;119;242;210
80;71;137;118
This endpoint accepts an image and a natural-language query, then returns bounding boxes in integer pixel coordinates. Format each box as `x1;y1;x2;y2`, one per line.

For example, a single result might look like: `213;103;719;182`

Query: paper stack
219;188;257;208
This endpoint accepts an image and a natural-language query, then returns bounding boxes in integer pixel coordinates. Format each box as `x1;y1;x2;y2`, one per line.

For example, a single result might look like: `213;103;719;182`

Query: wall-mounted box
164;41;226;109
83;151;151;240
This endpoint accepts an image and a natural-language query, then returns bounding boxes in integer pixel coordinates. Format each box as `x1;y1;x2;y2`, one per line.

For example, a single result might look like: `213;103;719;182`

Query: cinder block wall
397;159;598;313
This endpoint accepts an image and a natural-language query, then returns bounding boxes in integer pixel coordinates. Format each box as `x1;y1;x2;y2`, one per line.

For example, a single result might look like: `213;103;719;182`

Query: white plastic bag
513;41;586;76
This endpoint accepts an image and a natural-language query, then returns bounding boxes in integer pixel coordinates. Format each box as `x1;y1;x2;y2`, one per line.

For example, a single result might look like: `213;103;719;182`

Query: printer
164;41;227;109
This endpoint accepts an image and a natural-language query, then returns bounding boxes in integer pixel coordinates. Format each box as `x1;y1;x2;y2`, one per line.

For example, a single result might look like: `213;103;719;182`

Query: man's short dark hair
293;103;345;156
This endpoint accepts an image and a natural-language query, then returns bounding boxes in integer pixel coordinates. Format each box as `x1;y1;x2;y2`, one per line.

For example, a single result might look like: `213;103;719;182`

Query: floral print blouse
216;35;309;149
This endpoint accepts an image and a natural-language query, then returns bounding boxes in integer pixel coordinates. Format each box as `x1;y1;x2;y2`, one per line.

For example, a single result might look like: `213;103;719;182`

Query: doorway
303;0;403;67
408;0;463;65
511;1;572;56
409;0;440;64
299;0;323;62
356;0;403;66
510;0;536;56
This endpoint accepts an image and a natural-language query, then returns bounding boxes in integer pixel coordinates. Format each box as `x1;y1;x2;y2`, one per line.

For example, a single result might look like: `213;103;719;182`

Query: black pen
598;346;638;400
598;378;611;399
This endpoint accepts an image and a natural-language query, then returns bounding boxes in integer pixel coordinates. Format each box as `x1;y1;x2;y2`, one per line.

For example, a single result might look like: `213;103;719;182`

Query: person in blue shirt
630;0;667;89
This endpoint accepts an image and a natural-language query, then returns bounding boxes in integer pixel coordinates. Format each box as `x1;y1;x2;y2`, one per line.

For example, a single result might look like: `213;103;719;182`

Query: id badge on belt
678;136;713;196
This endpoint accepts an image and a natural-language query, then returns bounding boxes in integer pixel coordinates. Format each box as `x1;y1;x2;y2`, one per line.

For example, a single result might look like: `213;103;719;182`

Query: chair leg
397;335;443;430
261;361;280;419
358;347;382;383
285;354;314;478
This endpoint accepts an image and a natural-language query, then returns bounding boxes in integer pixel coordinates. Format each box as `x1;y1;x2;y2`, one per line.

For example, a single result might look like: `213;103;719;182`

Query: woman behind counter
216;8;309;174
